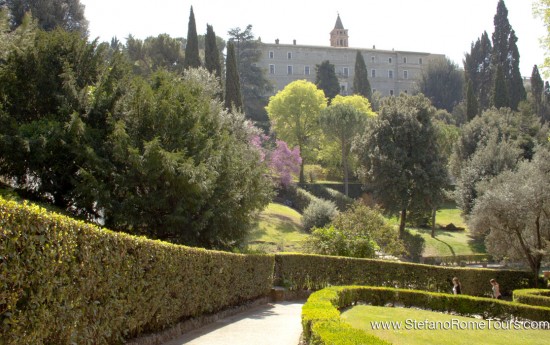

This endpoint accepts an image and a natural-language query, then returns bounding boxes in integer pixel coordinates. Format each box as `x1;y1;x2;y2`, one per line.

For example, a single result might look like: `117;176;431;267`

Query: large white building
256;14;445;97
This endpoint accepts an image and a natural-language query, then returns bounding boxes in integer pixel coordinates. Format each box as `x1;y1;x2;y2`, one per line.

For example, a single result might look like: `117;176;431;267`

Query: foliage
513;289;550;308
274;253;533;295
463;31;493;112
534;0;550;77
331;94;376;116
227;25;273;130
302;198;338;232
352;51;372;100
531;64;545;119
401;229;426;262
125;34;185;76
183;6;201;69
5;0;88;34
469;146;550;284
355;94;448;236
224;41;243;111
491;0;526;110
306;203;404;258
204;24;222;81
269;139;302;187
417;57;464;112
0;197;274;345
491;64;508;108
465;79;479;120
265;80;327;183
315;60;340;102
301;184;353;211
319;103;369;196
277;186;318;213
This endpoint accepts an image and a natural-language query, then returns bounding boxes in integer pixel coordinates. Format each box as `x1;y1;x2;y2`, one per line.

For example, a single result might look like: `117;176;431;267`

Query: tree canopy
265;80;327;183
353;51;372;100
183;6;201;69
315;60;340;102
355;94;448;237
417;57;463;112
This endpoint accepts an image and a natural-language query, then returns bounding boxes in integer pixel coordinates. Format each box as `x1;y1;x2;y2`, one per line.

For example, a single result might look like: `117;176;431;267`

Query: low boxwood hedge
513;289;550;308
0;198;274;345
302;286;550;345
275;253;533;297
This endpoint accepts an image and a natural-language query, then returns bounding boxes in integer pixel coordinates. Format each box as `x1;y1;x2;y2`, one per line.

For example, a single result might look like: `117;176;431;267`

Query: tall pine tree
464;31;493;111
183;6;201;69
353;51;372;100
492;65;509;108
315;60;340;102
466;80;479;121
225;41;243;111
531;65;544;116
491;0;525;110
205;24;221;79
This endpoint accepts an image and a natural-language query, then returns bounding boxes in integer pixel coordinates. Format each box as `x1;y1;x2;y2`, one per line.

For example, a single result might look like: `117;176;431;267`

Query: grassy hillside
247;203;308;253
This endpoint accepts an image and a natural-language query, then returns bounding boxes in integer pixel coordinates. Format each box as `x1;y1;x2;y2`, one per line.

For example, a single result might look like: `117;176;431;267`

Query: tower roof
334;14;344;30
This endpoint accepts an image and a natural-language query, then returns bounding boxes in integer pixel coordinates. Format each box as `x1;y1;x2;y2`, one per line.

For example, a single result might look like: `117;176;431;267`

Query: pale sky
81;0;547;77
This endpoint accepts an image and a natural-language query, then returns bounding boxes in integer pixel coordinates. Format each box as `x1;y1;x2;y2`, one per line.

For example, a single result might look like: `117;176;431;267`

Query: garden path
162;301;304;345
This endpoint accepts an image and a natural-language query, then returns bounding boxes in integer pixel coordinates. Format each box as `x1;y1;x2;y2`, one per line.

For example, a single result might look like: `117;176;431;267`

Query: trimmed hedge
513;289;550;308
302;286;550;345
0;198;274;345
274;253;533;297
422;254;494;266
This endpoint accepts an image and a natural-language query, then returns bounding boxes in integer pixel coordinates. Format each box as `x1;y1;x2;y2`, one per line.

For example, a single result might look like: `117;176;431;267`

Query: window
287;65;293;75
390;90;394;96
419;58;423;65
269;64;275;74
371;56;375;63
388;70;393;79
343;67;349;77
389;57;392;64
371;69;376;78
403;57;407;64
372;88;377;93
404;90;408;94
403;70;408;79
269;51;274;59
305;66;310;75
341;84;347;93
287;52;292;60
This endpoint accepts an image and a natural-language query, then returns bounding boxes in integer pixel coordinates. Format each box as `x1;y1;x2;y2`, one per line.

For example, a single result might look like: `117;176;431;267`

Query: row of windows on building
269;64;409;79
268;51;423;65
340;86;407;97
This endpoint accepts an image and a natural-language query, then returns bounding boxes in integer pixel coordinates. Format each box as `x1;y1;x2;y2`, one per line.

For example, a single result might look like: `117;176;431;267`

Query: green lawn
247;203;308;253
341;305;548;345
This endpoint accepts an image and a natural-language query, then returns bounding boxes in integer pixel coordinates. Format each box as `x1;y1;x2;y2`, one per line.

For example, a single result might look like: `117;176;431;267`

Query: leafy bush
302;184;354;211
513;289;550;308
304;203;404;258
0;198;274;345
304;164;328;182
402;229;426;262
276;185;318;213
302;198;338;232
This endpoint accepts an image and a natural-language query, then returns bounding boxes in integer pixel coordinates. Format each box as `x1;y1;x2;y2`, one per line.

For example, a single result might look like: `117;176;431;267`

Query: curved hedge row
275;253;532;297
0;198;274;345
513;289;550;308
302;286;550;345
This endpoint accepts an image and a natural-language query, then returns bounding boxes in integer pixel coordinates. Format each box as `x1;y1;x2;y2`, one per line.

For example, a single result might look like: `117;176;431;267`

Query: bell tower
330;13;348;47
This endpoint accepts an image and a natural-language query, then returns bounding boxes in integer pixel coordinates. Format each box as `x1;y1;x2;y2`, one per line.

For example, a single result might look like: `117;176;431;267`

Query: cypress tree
353;51;372;100
464;32;493;111
492;65;508;109
205;24;222;79
183;6;201;69
466;79;479;121
531;65;544;116
491;0;525;110
315;60;340;102
225;41;243;111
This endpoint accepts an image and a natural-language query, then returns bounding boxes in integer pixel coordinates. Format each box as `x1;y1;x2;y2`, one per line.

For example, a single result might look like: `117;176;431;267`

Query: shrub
305;225;378;258
401;229;425;262
304;164;328;182
302;198;338;232
302;184;354;211
513;289;550;308
276;185;318;213
0;197;274;345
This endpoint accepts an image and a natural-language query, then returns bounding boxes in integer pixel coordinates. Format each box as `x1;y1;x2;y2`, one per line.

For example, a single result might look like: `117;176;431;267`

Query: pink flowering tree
269;140;302;188
249;131;301;188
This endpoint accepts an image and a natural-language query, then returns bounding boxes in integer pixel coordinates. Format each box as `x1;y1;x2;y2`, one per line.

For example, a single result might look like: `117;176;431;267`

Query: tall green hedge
275;253;533;296
302;286;550;345
0;198;274;345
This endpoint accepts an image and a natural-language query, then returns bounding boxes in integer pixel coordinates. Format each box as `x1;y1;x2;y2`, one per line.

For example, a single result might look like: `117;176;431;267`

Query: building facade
257;15;445;97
